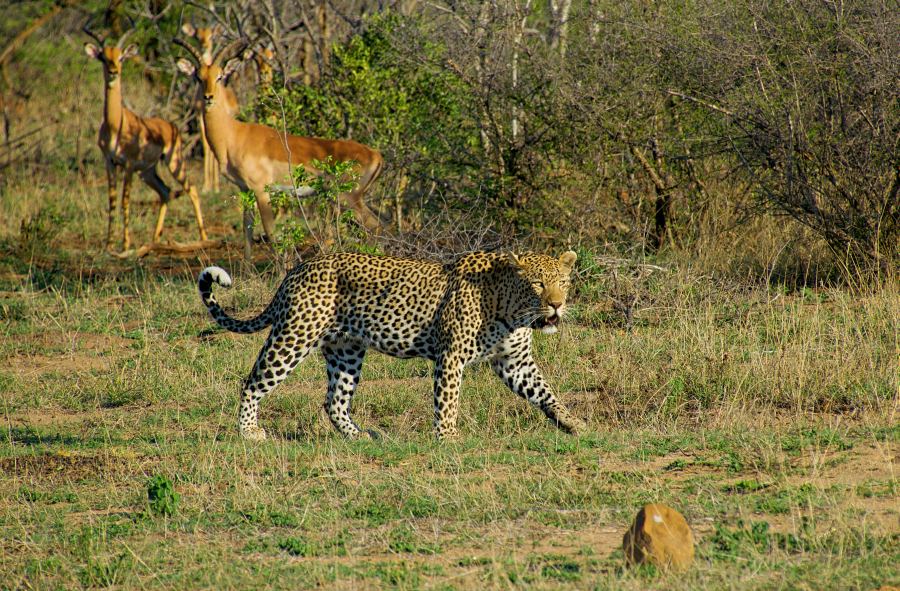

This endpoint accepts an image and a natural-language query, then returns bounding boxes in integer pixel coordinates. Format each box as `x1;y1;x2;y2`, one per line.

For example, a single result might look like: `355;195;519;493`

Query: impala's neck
103;75;125;132
202;91;236;163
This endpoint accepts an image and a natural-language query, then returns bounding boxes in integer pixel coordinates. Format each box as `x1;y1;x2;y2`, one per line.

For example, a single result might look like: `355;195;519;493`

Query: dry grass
1;14;898;590
0;221;897;589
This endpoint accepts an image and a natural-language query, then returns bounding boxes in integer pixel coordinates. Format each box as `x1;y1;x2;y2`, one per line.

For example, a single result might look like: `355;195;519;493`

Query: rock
622;503;695;571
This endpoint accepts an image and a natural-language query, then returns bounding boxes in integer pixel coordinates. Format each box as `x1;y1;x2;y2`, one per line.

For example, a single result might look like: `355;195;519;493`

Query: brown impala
180;22;239;193
174;38;383;258
83;21;206;253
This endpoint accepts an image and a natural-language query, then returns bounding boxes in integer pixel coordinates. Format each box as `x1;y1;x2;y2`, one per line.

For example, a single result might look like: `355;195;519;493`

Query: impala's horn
173;37;203;64
115;13;138;48
213;36;249;66
82;15;106;47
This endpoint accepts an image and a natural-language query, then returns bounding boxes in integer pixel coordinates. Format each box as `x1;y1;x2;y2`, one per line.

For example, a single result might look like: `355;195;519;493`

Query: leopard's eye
532;281;545;289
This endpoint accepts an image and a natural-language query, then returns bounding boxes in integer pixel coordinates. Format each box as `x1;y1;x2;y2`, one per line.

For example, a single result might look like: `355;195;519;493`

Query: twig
666;89;735;118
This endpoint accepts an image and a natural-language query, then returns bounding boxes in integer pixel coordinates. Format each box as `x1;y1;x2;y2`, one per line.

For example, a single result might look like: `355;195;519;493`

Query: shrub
146;474;179;517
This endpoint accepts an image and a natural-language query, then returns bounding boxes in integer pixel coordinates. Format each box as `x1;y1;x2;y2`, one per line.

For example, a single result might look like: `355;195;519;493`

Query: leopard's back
324;253;450;359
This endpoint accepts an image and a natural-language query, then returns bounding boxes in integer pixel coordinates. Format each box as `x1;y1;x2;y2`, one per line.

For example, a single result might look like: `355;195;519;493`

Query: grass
0;206;896;589
1;17;898;590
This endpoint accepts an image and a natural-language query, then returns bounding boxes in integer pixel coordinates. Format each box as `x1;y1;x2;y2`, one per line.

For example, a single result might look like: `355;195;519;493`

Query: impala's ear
176;58;196;77
121;44;139;60
558;250;577;273
181;22;196;37
84;43;101;59
222;57;241;79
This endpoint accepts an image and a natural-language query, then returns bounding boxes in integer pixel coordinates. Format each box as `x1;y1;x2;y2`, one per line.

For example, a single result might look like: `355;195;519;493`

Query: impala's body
202;95;379;206
176;42;383;258
85;41;206;252
181;23;238;193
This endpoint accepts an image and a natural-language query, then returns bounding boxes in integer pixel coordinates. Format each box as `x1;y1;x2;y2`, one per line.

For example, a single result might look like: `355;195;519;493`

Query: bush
654;0;898;269
146;474;179;517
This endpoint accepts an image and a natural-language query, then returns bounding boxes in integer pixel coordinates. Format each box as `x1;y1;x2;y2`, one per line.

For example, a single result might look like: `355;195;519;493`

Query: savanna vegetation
0;0;897;589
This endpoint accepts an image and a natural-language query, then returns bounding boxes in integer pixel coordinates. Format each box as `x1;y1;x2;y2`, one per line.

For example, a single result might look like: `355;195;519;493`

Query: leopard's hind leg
321;339;368;438
238;321;321;441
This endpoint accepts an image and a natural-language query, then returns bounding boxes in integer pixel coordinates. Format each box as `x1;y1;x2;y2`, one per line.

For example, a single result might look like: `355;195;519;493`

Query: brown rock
622;503;695;571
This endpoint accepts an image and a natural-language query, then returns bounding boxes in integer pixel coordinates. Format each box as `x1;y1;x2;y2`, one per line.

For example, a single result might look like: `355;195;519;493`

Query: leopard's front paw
562;416;588;435
360;429;382;441
551;409;587;435
240;426;268;441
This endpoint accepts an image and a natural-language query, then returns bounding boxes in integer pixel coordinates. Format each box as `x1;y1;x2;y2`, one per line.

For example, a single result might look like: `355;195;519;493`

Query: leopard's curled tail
198;266;275;334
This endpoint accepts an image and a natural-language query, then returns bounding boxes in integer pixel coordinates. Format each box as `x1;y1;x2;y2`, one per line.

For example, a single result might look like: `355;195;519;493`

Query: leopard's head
506;251;577;334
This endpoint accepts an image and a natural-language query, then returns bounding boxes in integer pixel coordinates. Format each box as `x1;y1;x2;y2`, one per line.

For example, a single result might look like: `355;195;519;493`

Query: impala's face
103;47;124;84
255;47;274;70
85;43;137;88
202;63;225;107
177;58;218;108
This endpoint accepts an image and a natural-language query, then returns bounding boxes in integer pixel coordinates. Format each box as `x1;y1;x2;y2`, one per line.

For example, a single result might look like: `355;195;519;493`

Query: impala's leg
321;340;367;438
121;170;135;250
253;186;278;245
186;186;206;241
242;207;255;261
199;116;213;193
242;183;277;260
200;114;220;192
104;160;118;251
345;156;383;232
140;167;172;243
490;354;585;434
433;351;465;440
165;142;207;241
211;147;220;192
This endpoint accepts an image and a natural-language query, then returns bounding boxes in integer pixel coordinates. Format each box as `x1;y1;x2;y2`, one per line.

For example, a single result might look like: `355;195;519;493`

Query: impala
180;22;239;193
253;46;275;88
174;38;384;258
83;23;206;252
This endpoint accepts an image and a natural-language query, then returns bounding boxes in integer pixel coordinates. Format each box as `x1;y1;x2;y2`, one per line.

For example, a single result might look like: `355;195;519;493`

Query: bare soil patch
0;448;156;482
3;330;132;378
0;452;108;481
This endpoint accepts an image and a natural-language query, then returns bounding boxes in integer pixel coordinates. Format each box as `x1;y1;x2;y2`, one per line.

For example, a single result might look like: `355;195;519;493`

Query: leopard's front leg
432;352;465;440
490;354;586;434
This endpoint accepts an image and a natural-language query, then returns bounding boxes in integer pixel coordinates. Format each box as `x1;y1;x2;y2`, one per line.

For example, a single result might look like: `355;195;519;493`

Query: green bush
146;474;179;517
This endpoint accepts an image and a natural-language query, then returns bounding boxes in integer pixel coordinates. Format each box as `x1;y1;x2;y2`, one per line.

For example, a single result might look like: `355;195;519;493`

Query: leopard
197;250;586;440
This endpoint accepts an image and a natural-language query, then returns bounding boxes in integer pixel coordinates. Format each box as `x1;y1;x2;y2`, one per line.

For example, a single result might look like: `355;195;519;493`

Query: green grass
0;236;896;589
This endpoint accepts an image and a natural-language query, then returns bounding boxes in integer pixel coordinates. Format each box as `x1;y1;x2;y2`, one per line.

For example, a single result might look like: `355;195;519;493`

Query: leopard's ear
506;252;526;273
558;251;577;274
